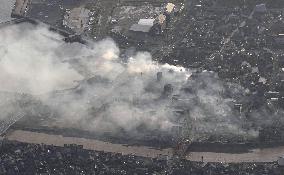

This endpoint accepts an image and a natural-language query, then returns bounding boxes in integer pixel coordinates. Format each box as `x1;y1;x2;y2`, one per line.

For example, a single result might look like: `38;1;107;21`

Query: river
6;130;284;162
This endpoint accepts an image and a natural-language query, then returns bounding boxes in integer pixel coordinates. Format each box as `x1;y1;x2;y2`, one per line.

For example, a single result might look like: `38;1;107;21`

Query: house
129;19;155;33
254;4;267;14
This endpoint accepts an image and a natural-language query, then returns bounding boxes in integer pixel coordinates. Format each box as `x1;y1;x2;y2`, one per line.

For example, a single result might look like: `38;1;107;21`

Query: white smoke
0;23;83;94
0;22;265;141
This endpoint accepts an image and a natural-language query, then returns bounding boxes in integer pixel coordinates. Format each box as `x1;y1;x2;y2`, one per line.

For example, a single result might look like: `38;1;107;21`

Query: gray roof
129;24;152;33
255;4;267;13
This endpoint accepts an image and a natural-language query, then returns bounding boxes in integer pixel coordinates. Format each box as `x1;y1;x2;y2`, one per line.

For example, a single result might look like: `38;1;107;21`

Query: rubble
63;7;90;34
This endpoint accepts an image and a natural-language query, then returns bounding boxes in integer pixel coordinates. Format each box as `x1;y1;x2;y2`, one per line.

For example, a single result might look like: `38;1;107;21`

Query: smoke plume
0;22;278;141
